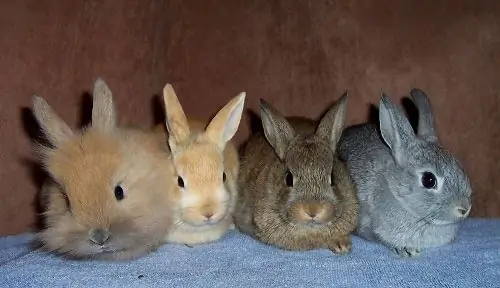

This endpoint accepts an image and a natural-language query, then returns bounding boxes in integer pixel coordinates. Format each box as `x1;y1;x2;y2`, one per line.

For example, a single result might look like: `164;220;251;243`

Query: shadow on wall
243;90;422;137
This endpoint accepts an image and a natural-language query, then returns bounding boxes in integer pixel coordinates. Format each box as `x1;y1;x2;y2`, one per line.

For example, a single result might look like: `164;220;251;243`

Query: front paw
394;247;421;257
328;236;352;254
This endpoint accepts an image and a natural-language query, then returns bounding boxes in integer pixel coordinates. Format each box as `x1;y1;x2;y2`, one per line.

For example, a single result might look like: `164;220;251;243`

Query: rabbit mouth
92;245;125;254
179;215;226;228
429;219;461;226
301;220;329;227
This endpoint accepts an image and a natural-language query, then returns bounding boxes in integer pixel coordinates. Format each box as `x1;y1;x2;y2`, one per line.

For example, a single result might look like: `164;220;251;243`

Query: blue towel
1;218;499;288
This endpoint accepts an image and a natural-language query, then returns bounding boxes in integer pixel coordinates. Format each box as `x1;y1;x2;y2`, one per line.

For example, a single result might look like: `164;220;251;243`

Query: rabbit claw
394;247;421;257
328;237;352;254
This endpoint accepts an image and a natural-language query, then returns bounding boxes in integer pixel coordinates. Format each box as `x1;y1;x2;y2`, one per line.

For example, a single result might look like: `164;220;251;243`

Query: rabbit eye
223;172;227;182
177;176;185;188
421;172;437;189
114;185;125;201
285;169;293;187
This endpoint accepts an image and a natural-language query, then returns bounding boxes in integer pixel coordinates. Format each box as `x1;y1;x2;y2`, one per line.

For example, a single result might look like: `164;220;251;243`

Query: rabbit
233;94;359;254
155;84;245;246
337;89;473;257
33;79;175;261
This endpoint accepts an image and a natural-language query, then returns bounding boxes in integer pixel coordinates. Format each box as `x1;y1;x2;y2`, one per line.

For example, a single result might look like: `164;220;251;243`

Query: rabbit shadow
19;107;49;232
359;95;420;134
151;93;165;126
246;108;263;134
401;96;420;134
236;108;263;153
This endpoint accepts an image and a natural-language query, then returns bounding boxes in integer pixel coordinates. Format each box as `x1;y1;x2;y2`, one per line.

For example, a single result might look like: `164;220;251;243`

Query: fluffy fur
234;95;359;254
33;79;174;261
157;84;244;246
338;89;473;257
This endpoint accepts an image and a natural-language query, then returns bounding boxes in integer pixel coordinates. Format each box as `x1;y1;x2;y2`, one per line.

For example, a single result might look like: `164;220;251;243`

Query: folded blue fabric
1;218;499;288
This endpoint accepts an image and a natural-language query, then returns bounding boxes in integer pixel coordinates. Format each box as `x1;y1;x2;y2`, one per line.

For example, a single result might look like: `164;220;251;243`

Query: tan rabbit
33;79;175;260
156;84;245;246
233;95;359;254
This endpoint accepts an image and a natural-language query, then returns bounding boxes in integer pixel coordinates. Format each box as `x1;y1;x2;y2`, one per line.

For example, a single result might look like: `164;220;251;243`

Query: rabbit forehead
408;142;466;180
174;141;224;177
174;142;226;200
285;136;334;174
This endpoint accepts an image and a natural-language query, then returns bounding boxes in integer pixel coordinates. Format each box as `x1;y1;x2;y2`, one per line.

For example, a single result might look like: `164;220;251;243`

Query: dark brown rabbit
234;95;359;254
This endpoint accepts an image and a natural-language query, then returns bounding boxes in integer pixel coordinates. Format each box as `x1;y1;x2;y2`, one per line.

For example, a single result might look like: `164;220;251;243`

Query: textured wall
0;0;499;236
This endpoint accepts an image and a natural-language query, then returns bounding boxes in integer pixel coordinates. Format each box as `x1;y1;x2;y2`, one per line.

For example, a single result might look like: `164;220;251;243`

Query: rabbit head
34;79;172;260
162;84;245;227
259;95;348;226
378;89;472;226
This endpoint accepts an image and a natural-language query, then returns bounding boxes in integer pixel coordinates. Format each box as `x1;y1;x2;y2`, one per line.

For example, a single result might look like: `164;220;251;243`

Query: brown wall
1;0;499;236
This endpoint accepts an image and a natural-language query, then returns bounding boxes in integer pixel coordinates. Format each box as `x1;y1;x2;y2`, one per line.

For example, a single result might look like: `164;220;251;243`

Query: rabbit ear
91;78;117;132
410;88;438;143
32;96;74;147
379;93;416;166
259;99;295;159
316;92;348;148
205;92;246;150
162;84;190;153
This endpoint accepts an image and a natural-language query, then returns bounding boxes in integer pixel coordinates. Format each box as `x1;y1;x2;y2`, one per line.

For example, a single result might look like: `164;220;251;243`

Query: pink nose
203;212;214;220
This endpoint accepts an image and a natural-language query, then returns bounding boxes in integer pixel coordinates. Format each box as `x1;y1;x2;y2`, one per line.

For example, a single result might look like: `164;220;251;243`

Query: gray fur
338;90;472;257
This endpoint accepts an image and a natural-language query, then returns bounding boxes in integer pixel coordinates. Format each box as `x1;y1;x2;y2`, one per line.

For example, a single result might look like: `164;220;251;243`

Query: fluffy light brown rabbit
234;95;359;254
34;79;175;261
155;84;245;246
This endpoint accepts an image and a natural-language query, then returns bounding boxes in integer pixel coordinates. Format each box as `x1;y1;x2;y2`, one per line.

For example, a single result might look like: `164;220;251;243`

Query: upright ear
379;93;416;166
259;99;295;160
410;88;438;143
205;92;246;150
32;96;74;147
162;84;190;153
316;92;348;148
91;78;117;132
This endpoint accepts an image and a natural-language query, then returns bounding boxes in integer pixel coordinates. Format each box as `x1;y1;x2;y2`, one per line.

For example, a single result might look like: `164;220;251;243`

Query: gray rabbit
338;89;472;257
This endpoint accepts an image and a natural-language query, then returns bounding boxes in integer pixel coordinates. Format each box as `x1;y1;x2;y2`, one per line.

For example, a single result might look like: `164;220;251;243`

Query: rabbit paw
328;237;352;254
394;247;421;257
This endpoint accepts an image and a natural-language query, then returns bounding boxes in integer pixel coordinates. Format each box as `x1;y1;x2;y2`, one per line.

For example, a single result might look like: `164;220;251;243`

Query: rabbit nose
306;211;317;218
89;228;111;245
203;212;214;221
304;206;320;219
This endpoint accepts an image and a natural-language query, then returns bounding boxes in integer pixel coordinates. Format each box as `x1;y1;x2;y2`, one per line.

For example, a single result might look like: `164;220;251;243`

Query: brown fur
34;79;175;261
234;96;359;254
158;84;244;245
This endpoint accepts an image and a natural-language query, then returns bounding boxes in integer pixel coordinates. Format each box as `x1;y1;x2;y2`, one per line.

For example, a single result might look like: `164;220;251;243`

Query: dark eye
223;172;227;182
285;169;293;187
114;185;124;201
421;172;437;189
177;176;185;188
